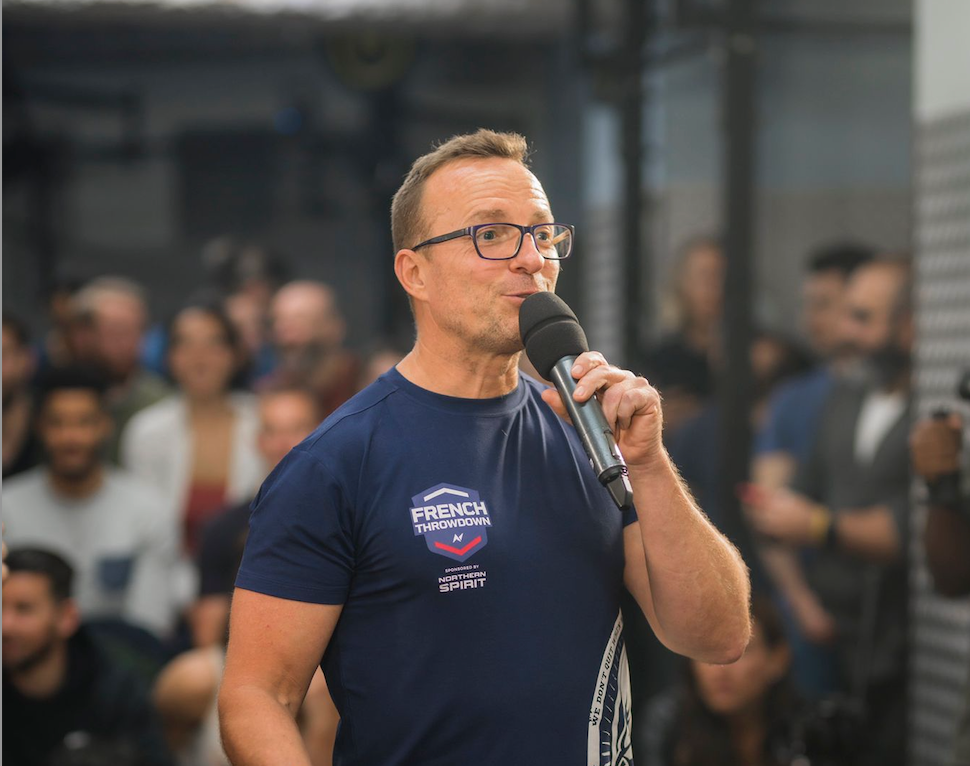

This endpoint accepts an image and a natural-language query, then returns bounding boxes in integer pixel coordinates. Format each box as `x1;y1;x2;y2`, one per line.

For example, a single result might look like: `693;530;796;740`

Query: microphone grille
518;292;588;379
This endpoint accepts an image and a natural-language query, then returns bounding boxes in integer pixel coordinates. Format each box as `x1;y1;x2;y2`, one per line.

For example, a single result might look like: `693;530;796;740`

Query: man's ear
394;249;429;304
56;598;82;641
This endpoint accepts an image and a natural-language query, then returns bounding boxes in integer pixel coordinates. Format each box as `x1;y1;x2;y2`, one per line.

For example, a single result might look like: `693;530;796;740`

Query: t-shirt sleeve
235;447;355;605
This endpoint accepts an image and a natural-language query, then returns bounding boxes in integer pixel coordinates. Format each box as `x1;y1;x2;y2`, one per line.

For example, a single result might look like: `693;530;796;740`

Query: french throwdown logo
410;483;491;563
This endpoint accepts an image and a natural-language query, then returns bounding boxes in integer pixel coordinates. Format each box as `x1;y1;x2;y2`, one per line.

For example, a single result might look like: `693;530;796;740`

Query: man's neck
396;339;521;399
9;644;69;700
47;465;105;500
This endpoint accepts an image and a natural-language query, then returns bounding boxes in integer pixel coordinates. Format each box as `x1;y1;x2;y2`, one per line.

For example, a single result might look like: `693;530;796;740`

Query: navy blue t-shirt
236;368;638;766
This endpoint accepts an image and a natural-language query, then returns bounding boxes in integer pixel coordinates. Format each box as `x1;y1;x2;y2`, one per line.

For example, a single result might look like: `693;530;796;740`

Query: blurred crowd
3;233;968;766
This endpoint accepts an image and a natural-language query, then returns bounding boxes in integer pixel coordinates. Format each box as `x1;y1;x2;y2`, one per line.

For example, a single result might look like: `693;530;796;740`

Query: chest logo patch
410;483;491;562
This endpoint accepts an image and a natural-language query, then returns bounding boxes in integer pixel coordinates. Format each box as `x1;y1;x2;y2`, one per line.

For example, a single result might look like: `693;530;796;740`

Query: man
73;276;171;461
259;281;360;417
745;257;913;766
193;387;323;647
750;244;873;688
219;129;751;766
2;547;173;766
3;366;179;637
3;311;41;478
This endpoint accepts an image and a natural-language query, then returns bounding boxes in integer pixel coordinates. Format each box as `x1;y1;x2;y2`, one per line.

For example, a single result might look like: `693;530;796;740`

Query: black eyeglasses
410;222;575;261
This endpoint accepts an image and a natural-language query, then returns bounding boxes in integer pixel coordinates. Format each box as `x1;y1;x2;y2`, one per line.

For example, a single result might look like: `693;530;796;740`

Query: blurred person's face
38;390;110;481
168;309;237;400
678;246;725;328
840;264;911;385
2;572;77;674
226;292;267;357
691;623;789;717
802;270;847;358
359;350;404;390
93;295;146;380
271;285;344;354
257;392;321;470
2;327;34;406
398;157;560;355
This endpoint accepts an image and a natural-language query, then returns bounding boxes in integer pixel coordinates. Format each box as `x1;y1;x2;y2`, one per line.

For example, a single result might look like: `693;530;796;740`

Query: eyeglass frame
409;222;575;261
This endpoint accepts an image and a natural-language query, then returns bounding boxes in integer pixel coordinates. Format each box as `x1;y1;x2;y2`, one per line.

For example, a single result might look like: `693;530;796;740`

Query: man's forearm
630;453;751;663
219;685;314;766
833;505;900;563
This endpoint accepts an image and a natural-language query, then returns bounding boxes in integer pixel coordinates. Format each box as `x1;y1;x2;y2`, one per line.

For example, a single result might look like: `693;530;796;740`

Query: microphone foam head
519;292;588;379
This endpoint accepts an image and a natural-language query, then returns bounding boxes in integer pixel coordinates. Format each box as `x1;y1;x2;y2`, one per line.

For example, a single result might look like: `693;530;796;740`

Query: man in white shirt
3;366;179;638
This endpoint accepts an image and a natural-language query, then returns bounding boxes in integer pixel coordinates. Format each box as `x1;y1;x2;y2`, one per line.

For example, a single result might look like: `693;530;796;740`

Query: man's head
36;367;112;482
270;281;346;357
2;548;80;676
256;388;322;471
841;257;913;388
802;242;875;359
73;277;149;383
391;130;561;354
2;312;35;408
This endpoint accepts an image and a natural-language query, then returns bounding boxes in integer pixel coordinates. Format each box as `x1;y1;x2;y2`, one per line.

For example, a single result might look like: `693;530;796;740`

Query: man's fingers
540;387;572;424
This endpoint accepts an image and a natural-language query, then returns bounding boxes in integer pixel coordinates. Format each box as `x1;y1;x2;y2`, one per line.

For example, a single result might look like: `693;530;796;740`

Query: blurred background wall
910;1;970;763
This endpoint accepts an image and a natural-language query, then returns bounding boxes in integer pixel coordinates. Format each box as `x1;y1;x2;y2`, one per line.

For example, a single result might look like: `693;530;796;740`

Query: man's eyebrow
468;209;554;224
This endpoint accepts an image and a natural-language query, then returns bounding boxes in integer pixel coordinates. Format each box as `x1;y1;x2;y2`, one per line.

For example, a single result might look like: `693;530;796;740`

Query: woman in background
121;303;262;583
645;596;799;766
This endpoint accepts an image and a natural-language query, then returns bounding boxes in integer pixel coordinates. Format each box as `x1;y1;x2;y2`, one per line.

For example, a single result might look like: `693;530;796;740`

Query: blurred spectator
754;243;875;485
911;410;970;766
751;242;874;697
669;330;812;542
35;277;100;376
643;596;797;766
2;548;173;766
3;367;179;636
192;387;320;647
743;257;913;766
73;277;171;462
260;280;360;417
121;304;263;558
3;311;42;478
641;235;724;435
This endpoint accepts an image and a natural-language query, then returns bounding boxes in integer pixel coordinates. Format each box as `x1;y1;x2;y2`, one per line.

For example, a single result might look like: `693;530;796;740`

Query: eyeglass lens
474;224;571;260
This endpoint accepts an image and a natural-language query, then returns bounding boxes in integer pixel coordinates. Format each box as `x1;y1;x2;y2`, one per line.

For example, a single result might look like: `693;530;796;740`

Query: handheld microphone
519;292;634;511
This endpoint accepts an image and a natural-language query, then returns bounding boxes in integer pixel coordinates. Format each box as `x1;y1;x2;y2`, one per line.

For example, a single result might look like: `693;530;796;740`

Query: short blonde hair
390;129;530;254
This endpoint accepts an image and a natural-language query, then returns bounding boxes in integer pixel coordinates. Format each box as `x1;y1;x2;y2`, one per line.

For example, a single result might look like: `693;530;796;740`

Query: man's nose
511;232;544;274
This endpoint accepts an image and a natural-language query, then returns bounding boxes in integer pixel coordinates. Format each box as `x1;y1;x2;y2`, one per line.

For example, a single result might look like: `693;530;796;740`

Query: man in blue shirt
218;129;751;766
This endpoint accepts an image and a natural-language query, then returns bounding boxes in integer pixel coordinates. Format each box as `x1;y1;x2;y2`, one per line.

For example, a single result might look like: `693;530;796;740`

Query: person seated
72;277;172;463
258;281;360;417
2;548;173;766
643;596;797;766
121;303;263;559
3;367;179;637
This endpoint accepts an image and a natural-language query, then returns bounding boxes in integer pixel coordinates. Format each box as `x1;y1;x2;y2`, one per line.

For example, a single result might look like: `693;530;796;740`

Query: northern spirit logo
410;483;491;562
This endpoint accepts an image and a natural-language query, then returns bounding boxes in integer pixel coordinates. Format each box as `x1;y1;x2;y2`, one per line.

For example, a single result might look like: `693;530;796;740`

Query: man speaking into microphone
219;129;750;766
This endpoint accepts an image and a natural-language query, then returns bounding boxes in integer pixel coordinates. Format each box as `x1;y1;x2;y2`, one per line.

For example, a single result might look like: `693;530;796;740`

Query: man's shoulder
772;366;833;406
298;373;407;454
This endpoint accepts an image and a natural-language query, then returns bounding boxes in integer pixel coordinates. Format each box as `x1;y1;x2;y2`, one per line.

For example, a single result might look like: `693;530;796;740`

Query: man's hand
741;484;825;546
539;351;665;473
911;413;962;482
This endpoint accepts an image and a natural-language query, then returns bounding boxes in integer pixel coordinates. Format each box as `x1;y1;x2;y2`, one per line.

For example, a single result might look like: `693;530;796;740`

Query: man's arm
750;453;836;644
219;588;342;766
744;485;901;563
540;351;751;665
911;414;970;596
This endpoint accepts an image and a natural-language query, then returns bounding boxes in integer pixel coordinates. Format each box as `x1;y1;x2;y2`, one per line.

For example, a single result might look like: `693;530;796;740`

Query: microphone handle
549;356;634;510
